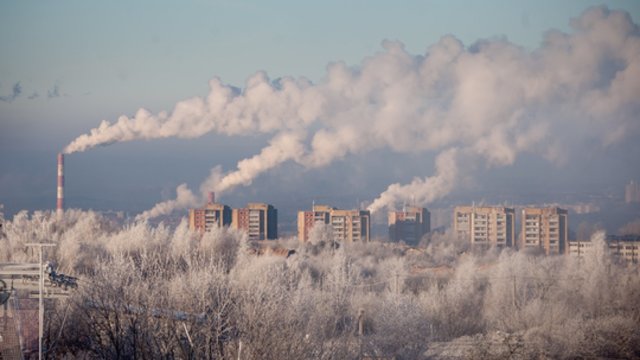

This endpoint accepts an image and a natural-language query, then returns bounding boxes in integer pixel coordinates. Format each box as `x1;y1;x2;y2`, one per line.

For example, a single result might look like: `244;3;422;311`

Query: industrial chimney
208;191;216;205
57;153;64;215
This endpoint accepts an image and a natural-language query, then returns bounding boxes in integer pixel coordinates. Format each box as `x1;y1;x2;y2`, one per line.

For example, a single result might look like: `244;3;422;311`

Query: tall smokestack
57;153;64;215
208;191;215;205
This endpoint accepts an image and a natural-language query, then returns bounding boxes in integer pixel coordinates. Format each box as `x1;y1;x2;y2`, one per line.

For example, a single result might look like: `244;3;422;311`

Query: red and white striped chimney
57;153;64;215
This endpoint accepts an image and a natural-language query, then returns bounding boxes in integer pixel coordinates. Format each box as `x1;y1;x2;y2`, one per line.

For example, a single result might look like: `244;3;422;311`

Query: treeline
1;210;639;359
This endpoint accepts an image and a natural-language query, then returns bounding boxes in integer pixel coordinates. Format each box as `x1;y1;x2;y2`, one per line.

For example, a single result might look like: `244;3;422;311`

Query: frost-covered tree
2;210;639;358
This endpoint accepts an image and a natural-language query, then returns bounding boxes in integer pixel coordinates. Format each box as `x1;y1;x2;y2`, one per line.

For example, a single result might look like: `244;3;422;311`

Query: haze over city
1;1;638;234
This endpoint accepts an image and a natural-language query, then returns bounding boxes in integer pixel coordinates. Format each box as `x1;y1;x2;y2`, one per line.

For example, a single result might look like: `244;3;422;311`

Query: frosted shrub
2;209;639;358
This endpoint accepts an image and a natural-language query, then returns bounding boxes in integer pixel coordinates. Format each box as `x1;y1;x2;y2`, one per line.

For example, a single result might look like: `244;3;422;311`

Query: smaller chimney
208;192;215;205
57;153;64;216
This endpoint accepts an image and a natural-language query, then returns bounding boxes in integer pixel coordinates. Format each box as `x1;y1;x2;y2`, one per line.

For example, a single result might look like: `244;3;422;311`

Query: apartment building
608;235;640;264
567;240;594;258
388;206;430;245
297;205;334;242
232;203;278;240
454;206;515;248
568;235;639;265
520;207;568;255
330;209;370;243
188;193;232;232
297;205;370;243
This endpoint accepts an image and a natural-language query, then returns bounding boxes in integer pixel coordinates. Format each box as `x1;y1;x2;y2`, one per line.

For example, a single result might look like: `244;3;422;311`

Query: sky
1;1;639;232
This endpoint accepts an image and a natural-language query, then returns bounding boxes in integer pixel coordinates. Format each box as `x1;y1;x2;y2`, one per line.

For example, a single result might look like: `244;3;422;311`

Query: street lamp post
26;242;56;360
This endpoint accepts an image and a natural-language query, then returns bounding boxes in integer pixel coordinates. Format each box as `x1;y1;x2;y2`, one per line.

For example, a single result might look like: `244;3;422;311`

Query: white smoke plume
62;74;321;154
135;183;199;221
64;6;640;217
200;131;306;195
368;148;461;213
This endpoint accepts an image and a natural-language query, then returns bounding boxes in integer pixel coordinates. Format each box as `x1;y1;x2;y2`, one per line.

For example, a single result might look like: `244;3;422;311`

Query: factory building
232;203;278;240
520;207;568;255
188;192;232;232
388;206;430;245
297;205;370;243
454;206;515;249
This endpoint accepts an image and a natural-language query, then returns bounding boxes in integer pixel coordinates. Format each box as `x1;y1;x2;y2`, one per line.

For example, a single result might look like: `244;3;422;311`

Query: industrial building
232;203;278;240
453;206;515;249
188;192;232;232
520;207;568;255
388;206;430;245
297;205;370;243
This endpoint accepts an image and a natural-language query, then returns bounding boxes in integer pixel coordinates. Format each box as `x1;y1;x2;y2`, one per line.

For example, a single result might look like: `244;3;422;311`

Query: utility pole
512;275;517;310
358;308;364;359
26;242;56;360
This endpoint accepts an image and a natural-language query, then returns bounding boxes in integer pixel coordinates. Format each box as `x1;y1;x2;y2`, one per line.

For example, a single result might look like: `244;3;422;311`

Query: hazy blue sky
1;1;639;230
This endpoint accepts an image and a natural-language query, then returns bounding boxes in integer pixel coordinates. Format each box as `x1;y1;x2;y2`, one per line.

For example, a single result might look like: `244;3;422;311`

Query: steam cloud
135;184;198;221
368;149;461;214
65;7;640;217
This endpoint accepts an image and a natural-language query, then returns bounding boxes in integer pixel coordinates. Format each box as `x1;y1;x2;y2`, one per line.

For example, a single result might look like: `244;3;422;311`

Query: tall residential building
520;207;568;255
454;206;515;248
297;205;370;243
188;193;232;232
297;205;334;242
330;209;370;243
232;203;278;240
625;180;640;203
388;206;430;245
